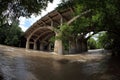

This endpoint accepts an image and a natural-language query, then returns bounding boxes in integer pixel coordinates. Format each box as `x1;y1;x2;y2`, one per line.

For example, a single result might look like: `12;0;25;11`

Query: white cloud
19;15;41;31
19;0;61;32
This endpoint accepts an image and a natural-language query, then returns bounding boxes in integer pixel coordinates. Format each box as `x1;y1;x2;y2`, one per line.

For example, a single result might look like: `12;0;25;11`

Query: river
0;45;120;80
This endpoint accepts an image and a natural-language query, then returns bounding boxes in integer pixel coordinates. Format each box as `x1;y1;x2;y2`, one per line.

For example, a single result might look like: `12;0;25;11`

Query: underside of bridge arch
26;27;55;51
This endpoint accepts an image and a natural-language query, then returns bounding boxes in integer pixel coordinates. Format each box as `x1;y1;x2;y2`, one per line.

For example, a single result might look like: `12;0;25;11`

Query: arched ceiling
31;28;55;41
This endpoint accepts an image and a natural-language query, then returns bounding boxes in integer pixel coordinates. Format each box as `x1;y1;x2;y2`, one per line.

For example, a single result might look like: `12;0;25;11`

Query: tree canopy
0;20;23;46
0;0;53;27
0;0;53;17
56;0;120;54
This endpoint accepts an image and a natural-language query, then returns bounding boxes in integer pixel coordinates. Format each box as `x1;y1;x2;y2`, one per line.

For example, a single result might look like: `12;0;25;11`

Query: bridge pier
40;43;44;51
76;38;88;53
26;38;30;49
54;32;63;54
48;43;52;51
33;40;37;50
69;40;77;54
68;38;88;54
76;39;82;53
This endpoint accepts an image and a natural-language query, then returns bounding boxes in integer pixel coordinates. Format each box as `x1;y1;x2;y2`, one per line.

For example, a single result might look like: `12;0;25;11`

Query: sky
19;0;61;32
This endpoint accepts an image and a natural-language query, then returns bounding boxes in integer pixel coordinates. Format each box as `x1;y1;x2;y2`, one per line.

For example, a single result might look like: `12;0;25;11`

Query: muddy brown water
0;45;120;80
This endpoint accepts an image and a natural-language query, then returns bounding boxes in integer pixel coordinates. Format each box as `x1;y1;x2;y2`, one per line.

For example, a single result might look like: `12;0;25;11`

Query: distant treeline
0;21;26;47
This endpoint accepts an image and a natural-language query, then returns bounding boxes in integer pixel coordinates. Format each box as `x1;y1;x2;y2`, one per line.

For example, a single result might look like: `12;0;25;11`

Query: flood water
0;45;120;80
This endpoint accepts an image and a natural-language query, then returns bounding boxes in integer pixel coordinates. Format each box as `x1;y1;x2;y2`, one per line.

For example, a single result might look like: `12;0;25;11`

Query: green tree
57;0;120;55
0;23;9;44
0;0;53;28
5;21;23;46
97;32;112;49
0;0;53;17
88;37;97;49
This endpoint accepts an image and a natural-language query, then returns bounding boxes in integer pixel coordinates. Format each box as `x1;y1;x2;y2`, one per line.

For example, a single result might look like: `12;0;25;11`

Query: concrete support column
82;40;88;52
69;40;77;54
26;38;30;49
48;43;52;51
51;21;53;27
60;17;63;26
76;38;88;53
54;32;63;54
40;43;44;51
76;39;82;53
33;40;37;50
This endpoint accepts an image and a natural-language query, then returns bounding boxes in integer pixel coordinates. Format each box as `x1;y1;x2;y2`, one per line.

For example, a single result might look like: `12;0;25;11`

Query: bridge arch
25;8;74;54
26;26;55;51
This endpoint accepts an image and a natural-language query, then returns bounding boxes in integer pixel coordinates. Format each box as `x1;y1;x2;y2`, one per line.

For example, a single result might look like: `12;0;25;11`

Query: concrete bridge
25;8;74;54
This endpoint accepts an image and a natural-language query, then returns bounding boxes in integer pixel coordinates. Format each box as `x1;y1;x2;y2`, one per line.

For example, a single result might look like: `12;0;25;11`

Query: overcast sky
19;0;61;32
